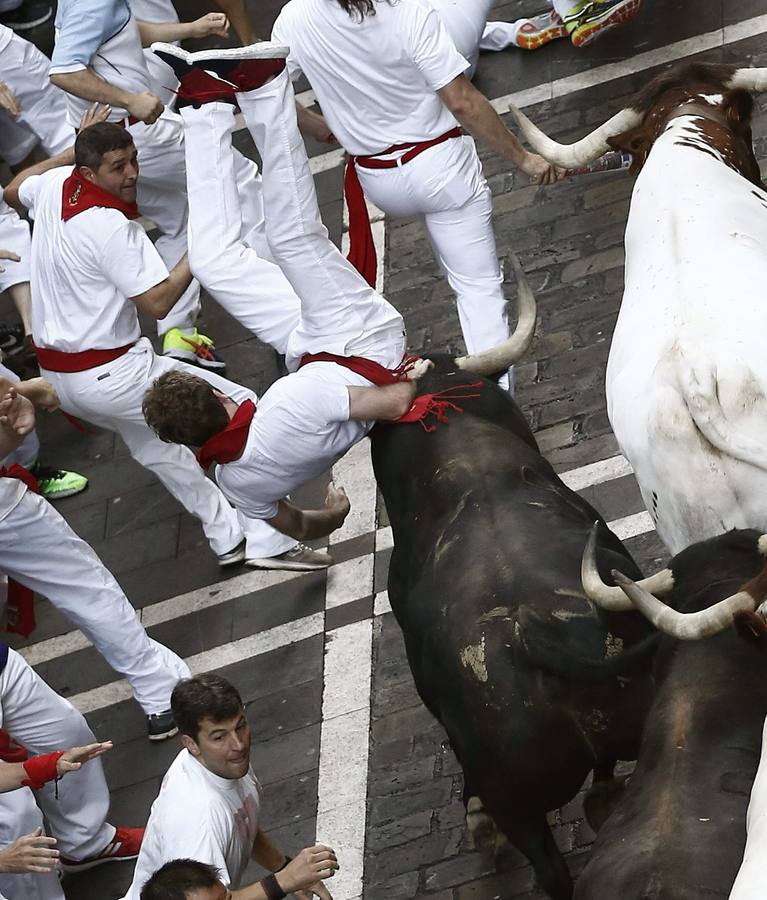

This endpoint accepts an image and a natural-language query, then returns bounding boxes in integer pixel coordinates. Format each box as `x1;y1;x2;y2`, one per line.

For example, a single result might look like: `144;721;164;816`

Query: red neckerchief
61;168;139;222
197;400;256;470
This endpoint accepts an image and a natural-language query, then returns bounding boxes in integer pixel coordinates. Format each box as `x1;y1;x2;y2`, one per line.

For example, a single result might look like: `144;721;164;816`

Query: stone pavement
4;1;767;898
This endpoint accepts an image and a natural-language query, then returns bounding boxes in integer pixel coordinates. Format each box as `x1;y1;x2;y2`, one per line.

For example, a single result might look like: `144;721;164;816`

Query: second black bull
370;347;663;899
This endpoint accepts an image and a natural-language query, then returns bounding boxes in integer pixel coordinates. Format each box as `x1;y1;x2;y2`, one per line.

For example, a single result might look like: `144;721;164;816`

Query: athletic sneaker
514;10;568;50
151;41;288;103
60;826;144;872
217;539;246;567
246;543;333;571
0;0;52;31
146;709;178;741
31;463;88;500
564;0;642;47
0;322;25;357
162;327;226;372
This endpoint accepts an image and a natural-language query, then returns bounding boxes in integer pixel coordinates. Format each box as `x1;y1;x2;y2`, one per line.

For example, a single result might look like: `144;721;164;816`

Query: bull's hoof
466;796;497;857
583;774;631;832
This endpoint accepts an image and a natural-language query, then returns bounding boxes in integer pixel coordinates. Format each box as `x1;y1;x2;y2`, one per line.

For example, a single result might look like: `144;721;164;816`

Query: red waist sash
35;342;135;373
344;127;463;288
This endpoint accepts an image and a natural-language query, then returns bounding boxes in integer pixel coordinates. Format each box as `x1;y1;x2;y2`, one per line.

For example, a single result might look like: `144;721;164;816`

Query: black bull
370;359;661;900
575;529;767;900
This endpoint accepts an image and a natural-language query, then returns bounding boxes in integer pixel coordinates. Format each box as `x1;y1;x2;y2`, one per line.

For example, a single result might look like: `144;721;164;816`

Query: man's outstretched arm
267;483;350;541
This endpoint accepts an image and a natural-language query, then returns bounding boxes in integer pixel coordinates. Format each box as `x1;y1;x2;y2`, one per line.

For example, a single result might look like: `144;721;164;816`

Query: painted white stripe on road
560;454;633;492
609;510;655;542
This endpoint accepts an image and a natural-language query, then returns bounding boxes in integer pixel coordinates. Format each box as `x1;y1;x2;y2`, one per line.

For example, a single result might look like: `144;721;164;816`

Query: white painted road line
560;454;633;492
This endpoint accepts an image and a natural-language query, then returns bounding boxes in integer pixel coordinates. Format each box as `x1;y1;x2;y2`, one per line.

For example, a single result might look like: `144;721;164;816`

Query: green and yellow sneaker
31;464;88;500
564;0;642;48
162;327;227;372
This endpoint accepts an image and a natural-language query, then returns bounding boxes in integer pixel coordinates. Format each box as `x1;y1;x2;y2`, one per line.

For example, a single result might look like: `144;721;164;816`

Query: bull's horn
581;523;674;611
455;253;535;376
728;69;767;92
611;570;756;640
509;105;643;168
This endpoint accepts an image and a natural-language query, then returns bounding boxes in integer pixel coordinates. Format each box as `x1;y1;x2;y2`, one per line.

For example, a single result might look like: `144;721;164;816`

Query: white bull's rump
607;115;767;554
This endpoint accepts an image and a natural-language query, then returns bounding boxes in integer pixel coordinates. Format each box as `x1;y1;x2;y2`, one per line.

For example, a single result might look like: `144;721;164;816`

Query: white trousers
181;107;302;354
0;31;73;163
729;716;767;900
42;339;294;559
0;362;38;469
357;134;507;357
237;72;405;368
0;199;30;292
128;109;286;336
0;489;190;714
0;791;64;900
0;648;113;860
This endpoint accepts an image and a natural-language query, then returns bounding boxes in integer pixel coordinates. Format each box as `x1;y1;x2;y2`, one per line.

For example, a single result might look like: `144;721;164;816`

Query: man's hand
296;106;337;145
404;358;434;382
0;248;20;273
0;81;20;118
18;377;60;413
0;388;35;436
127;91;163;125
188;12;230;38
79;102;111;131
324;483;350;528
519;152;565;185
56;741;113;777
0;828;58;874
277;845;339;898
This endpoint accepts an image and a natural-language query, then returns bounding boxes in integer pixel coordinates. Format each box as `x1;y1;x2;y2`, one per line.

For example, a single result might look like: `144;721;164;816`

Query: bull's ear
733;610;767;649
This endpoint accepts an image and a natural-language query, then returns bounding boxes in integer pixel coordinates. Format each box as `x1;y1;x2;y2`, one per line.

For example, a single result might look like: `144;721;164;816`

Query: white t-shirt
124;749;262;899
51;2;154;126
272;0;469;156
0;478;27;522
216;362;373;520
18;167;168;352
0;25;14;54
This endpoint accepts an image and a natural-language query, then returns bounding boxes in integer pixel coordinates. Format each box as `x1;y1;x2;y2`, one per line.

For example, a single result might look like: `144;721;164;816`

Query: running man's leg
180;101;301;353
0;649;113;860
0;491;190;715
237;69;404;365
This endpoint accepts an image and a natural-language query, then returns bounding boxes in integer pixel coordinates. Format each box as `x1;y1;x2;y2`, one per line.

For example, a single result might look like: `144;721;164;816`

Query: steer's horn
509;105;643;168
455;253;535;376
610;570;758;640
728;69;767;92
581;523;674;611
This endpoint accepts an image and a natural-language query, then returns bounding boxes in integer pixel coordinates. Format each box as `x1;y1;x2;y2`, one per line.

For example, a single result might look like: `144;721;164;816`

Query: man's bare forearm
136;20;195;45
50;69;136;112
140;256;193;320
4;148;75;212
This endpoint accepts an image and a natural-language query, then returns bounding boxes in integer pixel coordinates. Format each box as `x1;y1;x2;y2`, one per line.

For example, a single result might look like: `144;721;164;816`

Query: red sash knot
0;465;38;637
198;399;257;470
61;167;139;222
344;127;463;288
298;353;482;432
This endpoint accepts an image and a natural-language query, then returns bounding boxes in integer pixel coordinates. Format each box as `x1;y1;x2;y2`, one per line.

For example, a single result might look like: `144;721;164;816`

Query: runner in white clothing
271;0;559;391
124;675;338;900
0;376;190;738
3;125;323;571
142;45;436;544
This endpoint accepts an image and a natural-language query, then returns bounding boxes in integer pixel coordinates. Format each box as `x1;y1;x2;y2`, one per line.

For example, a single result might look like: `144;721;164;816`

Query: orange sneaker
514;10;568;50
565;0;643;48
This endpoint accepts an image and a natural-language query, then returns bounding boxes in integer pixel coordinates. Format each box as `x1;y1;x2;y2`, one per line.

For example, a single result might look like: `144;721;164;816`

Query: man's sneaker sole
570;0;642;47
147;711;178;742
163;347;227;372
2;8;52;30
39;485;88;500
515;21;568;50
218;539;246;567
60;850;140;872
245;556;332;572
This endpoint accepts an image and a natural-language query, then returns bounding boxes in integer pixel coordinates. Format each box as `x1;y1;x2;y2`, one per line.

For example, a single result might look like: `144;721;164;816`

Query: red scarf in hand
0;465;38;637
61;168;139;222
197;400;256;470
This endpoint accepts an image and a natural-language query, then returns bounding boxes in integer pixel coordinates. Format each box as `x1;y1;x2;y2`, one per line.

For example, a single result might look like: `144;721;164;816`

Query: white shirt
0;479;27;522
124;749;262;899
272;0;469;156
216;362;373;520
18;167;168;352
51;1;153;126
0;25;14;54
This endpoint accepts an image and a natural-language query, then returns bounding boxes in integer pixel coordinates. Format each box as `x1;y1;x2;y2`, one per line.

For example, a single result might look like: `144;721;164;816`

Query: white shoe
246;543;333;571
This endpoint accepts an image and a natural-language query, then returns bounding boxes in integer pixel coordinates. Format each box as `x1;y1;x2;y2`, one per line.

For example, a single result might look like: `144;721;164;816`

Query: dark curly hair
142;369;230;447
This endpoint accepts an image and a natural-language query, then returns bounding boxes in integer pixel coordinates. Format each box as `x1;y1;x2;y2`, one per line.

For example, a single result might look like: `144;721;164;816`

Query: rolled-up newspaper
565;150;632;176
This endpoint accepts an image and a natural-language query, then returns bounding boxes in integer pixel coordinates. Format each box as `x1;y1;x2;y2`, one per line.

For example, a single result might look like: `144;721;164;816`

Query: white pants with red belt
237;71;405;369
0;30;72;165
0;791;64;900
127;109;300;340
41;339;295;560
0;648;113;863
356;134;508;361
0;486;190;714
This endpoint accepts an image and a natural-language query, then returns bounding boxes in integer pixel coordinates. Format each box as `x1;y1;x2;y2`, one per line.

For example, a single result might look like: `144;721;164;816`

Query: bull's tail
678;354;767;472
